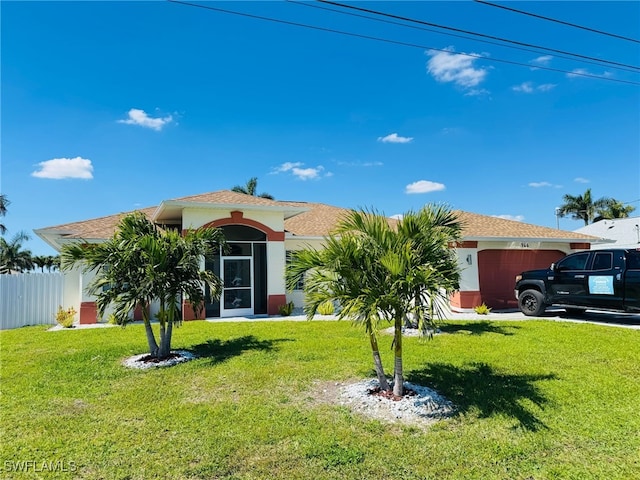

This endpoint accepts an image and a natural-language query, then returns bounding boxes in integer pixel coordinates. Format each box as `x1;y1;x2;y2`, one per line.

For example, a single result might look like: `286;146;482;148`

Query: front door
220;256;253;317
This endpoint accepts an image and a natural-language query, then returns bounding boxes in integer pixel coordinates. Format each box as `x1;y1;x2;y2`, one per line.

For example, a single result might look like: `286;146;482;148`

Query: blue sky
2;1;639;256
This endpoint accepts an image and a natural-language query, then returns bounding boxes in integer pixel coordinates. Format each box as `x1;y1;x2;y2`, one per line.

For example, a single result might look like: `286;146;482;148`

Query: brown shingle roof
35;191;599;244
455;211;596;240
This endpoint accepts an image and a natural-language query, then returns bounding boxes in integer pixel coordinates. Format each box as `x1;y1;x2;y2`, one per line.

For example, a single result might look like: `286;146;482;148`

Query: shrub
474;303;492;315
278;301;295;316
317;300;335;315
55;306;77;328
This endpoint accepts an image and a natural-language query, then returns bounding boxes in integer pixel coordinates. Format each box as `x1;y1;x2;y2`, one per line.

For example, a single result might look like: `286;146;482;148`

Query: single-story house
574;216;640;250
35;190;602;323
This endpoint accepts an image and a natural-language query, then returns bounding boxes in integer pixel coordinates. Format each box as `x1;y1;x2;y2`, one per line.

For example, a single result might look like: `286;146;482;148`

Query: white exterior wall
284;237;327;308
182;208;285;232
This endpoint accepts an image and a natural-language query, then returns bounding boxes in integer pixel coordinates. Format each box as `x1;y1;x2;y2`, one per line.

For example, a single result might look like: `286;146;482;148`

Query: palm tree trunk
141;303;159;357
393;313;404;397
369;332;390;391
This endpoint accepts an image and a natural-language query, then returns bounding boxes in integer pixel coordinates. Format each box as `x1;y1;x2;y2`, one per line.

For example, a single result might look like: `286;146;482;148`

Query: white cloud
377;133;413;144
567;68;589;78
271;162;329;180
512;82;556;93
31;157;94;179
117;108;173;131
426;47;488;88
529;181;562;188
531;55;553;66
390;214;404;220
513;82;534;93
405;180;446;194
492;214;525;222
464;88;490;97
272;162;303;173
574;177;590;183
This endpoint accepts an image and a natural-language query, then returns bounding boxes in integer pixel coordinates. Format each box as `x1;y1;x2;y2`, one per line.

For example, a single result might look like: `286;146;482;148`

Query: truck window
556;252;590;271
627;252;640;270
592;252;613;271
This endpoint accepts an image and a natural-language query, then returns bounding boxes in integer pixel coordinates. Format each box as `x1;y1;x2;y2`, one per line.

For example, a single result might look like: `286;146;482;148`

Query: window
592;252;613;271
286;251;305;290
556;252;590;271
627;252;640;270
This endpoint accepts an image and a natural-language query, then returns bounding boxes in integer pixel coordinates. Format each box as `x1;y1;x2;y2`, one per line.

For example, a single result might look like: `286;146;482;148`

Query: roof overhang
462;236;614;244
153;201;310;224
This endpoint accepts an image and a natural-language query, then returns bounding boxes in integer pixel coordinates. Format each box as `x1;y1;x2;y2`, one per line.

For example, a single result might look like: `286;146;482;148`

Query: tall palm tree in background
62;212;226;359
0;231;34;274
594;199;636;222
0;194;9;235
287;205;462;396
558;188;613;226
231;177;274;199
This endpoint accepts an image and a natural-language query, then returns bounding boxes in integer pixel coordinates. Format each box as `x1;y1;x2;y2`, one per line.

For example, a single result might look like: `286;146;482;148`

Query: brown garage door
478;250;564;309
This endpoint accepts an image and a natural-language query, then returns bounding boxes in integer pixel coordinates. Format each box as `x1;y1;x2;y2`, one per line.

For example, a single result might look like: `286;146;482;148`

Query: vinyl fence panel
0;273;64;329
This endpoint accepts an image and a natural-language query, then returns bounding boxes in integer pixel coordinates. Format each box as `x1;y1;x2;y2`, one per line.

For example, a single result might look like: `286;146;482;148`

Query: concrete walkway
50;309;640;331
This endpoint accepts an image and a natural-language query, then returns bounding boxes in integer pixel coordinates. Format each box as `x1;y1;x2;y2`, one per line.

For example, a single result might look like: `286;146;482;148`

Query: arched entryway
204;225;268;318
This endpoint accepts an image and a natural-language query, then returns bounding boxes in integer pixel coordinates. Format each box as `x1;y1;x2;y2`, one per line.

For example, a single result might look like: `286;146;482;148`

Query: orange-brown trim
192;210;285;241
449;241;478;248
450;291;482;309
79;301;98;325
268;294;287;315
182;300;206;321
570;243;590;250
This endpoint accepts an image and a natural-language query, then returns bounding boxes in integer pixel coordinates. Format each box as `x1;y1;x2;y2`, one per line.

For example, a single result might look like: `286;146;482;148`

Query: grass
0;319;638;479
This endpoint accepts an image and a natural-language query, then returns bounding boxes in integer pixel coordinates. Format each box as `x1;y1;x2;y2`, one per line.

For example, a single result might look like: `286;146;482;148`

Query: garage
478;250;565;309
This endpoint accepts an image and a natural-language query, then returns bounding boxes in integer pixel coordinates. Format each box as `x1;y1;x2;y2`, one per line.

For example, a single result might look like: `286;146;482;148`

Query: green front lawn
1;320;638;479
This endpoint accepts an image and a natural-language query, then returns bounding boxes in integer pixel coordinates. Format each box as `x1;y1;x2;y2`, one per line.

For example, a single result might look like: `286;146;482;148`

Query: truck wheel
518;289;546;316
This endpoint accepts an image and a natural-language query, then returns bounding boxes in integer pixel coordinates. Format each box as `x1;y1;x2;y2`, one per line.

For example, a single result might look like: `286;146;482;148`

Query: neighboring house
574;216;640;250
35;190;603;323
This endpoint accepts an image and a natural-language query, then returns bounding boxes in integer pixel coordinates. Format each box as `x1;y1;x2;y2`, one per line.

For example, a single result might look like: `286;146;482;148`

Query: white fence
0;273;64;330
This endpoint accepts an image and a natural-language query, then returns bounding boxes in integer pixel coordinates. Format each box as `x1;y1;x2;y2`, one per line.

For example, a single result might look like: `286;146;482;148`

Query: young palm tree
0;194;9;235
558;188;613;226
231;177;274;199
287;205;462;396
62;212;225;359
0;231;34;274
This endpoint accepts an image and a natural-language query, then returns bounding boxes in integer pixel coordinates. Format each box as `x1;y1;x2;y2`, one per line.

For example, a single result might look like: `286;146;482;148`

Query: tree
558;188;614;226
594;199;636;222
0;194;9;235
286;205;462;396
62;212;226;359
0;231;34;274
33;255;48;272
231;177;274;199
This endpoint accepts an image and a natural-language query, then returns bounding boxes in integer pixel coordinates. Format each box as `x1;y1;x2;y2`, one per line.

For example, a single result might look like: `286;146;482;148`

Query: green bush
474;303;492;315
55;306;76;328
317;300;335;315
278;301;295;316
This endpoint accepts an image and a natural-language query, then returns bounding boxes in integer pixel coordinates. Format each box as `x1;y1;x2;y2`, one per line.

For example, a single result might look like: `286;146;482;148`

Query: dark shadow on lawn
440;321;520;336
407;362;557;431
187;335;293;365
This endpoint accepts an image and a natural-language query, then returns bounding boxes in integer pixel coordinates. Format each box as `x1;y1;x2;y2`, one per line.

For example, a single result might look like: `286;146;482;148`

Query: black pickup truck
514;249;640;316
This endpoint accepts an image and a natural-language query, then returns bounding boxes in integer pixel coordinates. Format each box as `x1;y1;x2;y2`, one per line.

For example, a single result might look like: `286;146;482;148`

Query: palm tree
33;255;48;272
287;205;462;396
231;177;274;199
558;188;614;225
0;231;34;274
62;212;226;359
0;194;9;235
594;199;636;222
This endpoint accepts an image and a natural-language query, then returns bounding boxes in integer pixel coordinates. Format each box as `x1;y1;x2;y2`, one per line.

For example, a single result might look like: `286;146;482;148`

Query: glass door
220;256;253;317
